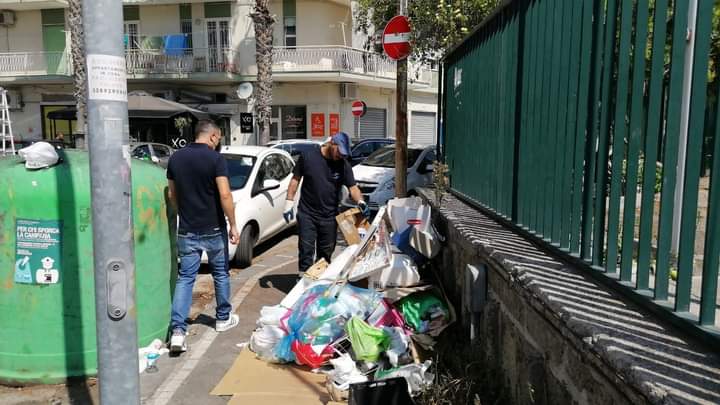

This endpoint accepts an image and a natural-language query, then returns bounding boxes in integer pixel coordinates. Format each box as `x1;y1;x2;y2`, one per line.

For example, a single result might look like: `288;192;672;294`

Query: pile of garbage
248;197;452;401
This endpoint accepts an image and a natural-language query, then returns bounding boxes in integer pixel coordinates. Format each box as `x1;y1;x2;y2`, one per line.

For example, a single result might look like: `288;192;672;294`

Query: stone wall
421;189;720;405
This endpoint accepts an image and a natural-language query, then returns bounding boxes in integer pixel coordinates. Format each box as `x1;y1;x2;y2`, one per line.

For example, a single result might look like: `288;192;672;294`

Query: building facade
0;0;438;147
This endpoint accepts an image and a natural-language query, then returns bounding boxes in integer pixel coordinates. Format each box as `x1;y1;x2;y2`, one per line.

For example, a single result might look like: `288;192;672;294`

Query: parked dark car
130;142;175;168
349;138;394;166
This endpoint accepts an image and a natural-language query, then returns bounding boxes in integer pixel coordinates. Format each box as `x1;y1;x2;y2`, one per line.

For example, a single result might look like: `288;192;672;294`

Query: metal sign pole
82;0;140;403
395;0;408;197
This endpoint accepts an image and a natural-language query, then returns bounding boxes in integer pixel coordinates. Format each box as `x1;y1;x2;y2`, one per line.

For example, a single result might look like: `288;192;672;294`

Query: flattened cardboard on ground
212;348;331;404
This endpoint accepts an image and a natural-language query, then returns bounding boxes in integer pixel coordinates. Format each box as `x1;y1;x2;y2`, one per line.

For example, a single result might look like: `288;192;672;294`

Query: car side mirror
151;156;160;164
260;179;281;192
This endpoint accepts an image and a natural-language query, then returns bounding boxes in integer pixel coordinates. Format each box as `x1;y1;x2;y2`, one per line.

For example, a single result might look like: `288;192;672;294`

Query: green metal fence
442;0;720;343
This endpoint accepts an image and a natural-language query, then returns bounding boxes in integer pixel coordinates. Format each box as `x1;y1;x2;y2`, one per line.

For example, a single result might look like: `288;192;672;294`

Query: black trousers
297;212;337;273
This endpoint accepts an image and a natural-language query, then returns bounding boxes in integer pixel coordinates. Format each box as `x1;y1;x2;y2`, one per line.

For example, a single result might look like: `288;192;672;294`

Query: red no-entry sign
352;100;367;117
382;15;411;61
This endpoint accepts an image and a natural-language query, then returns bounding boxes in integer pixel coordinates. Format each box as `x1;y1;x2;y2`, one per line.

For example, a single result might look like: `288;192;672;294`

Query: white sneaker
169;329;187;353
216;314;239;332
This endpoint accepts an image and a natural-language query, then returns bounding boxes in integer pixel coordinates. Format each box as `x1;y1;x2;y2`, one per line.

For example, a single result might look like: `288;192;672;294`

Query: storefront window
270;105;306;141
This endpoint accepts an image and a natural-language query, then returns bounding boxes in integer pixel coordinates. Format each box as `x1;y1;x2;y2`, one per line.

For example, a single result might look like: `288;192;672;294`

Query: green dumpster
0;150;177;384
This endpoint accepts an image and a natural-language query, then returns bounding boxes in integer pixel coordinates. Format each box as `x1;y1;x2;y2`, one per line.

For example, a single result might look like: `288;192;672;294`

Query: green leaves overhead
354;0;499;62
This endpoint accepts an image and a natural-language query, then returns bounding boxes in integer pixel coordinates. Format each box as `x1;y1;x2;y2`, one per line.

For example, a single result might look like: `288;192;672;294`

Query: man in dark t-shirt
166;120;240;353
283;132;367;273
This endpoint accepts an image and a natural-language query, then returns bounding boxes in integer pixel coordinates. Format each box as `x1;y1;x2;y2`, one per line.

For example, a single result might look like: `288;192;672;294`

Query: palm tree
251;0;275;145
68;0;87;148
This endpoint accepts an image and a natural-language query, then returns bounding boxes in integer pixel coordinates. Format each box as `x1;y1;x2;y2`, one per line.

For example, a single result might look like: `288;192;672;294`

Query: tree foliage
354;0;500;62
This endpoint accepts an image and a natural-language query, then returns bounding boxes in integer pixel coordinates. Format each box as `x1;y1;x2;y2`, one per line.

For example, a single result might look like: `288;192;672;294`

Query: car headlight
376;178;394;192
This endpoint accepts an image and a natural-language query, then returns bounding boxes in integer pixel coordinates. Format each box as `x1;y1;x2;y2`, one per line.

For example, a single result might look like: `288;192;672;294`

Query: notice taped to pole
14;219;62;285
87;54;128;102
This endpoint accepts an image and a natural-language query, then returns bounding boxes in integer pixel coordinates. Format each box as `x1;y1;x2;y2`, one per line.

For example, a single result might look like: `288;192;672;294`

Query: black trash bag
349;377;415;405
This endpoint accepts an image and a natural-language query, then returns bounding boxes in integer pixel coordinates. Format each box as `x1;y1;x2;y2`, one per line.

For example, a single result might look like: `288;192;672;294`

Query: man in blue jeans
166;120;240;353
283;132;368;274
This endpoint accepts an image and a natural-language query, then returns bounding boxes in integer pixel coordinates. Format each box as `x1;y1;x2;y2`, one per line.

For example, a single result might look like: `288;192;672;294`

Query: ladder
0;87;15;155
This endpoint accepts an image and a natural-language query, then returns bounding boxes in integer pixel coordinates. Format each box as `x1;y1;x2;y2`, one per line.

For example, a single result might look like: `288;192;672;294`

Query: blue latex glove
283;200;295;223
358;200;370;218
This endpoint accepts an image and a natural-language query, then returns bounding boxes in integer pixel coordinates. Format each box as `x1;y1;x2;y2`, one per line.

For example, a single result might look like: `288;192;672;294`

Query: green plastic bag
395;292;448;333
346;316;390;362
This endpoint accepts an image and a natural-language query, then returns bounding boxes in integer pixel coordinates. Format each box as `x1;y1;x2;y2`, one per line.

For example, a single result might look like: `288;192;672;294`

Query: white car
342;144;437;211
204;146;297;267
266;139;325;162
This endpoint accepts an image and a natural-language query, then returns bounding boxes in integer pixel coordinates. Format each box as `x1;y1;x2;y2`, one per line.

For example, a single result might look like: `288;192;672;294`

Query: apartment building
0;0;438;147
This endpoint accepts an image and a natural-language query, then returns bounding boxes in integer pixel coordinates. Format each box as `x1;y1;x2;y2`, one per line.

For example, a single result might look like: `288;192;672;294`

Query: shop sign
240;112;253;133
15;218;62;285
329;113;340;135
282;107;307;138
311;113;325;137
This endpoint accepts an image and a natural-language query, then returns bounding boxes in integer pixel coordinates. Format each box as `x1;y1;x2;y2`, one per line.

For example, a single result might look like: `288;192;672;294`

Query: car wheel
234;224;256;268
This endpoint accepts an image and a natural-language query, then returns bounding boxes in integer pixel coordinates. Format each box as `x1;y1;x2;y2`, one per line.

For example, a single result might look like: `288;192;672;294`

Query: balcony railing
0;51;71;77
125;48;241;75
0;47;437;86
272;45;435;85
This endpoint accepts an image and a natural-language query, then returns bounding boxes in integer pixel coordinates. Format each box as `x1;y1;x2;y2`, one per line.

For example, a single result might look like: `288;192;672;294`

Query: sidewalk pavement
0;230;303;405
142;232;301;405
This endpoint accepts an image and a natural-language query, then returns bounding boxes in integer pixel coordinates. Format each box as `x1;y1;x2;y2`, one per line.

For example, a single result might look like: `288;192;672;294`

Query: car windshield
362;146;423;168
225;154;256;190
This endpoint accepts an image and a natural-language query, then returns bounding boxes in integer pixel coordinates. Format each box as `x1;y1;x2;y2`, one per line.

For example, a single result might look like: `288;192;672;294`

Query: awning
46;93;210;120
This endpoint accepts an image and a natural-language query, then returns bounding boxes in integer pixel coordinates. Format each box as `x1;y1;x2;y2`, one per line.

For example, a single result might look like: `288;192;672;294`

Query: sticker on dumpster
14;219;62;285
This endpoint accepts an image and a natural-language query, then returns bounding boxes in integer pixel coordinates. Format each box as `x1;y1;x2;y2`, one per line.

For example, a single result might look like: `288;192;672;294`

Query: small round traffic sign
383;15;411;61
352;100;367;117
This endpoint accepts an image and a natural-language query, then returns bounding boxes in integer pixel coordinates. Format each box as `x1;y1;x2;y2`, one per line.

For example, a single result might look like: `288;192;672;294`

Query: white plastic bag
375;360;435;396
250;325;287;362
409;203;442;259
369;253;421;289
257;305;287;327
138;339;168;373
18;142;59;169
387;196;423;233
328;353;368;390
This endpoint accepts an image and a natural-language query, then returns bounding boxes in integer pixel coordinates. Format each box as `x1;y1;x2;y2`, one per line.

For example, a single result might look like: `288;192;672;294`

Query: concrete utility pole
395;0;408;197
82;0;141;403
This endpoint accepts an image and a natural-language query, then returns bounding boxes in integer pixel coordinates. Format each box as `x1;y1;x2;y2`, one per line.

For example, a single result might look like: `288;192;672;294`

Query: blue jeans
170;230;231;333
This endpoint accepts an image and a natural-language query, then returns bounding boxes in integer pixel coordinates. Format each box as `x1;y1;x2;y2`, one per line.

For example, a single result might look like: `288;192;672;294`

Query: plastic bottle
145;351;160;373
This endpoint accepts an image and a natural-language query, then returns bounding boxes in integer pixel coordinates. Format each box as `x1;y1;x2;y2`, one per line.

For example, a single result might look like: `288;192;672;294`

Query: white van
341;144;437;212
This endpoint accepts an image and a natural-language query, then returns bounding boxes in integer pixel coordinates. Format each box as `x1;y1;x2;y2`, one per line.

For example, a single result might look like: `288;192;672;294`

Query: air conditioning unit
5;89;22;110
340;83;359;100
154;90;177;101
0;10;15;26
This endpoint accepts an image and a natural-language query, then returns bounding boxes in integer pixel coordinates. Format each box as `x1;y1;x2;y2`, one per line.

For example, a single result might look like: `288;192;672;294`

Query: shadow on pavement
258;274;297;294
189;313;216;329
254;226;298;257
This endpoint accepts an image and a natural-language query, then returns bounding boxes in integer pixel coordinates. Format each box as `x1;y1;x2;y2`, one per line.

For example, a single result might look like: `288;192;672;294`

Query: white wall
0;10;44;53
10;85;74;141
296;0;350;46
139;4;180;36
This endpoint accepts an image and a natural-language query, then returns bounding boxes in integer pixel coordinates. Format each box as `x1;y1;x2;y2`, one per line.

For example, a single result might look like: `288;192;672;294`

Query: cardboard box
213;348;332;404
336;208;369;245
